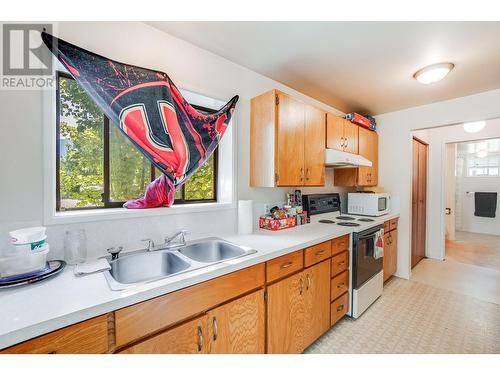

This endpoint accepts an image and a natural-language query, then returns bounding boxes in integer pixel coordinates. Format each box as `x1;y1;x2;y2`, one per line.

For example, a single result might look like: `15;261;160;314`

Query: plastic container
9;227;47;245
0;245;50;278
11;235;47;252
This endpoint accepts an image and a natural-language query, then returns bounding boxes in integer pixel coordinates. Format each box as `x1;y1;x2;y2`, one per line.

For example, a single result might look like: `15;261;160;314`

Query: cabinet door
276;92;305;186
343;120;359;154
326;113;344;151
390;229;398;277
207;290;265;354
357;127;378;186
303;260;330;348
267;271;306;354
304;106;326;186
383;232;392;282
120;317;207;354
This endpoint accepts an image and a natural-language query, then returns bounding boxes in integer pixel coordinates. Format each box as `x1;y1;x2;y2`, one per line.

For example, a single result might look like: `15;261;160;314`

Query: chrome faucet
164;230;190;249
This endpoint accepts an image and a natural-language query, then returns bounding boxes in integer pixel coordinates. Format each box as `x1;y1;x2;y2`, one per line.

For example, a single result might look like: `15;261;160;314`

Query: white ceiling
147;22;500;115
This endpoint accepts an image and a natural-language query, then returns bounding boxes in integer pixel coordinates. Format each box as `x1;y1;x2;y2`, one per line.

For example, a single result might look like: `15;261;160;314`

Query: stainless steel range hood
325;148;372;168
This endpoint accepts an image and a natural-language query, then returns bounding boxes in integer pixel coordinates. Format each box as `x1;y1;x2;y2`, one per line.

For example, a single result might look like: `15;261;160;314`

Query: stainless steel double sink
104;237;257;290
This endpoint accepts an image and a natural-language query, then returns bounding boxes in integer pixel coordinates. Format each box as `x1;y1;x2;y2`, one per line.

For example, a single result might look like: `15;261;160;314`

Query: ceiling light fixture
463;121;486;133
413;62;454;84
476;150;488;158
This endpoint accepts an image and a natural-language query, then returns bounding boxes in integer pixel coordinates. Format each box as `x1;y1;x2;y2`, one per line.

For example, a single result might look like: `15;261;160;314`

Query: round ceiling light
463;121;486;133
413;62;454;84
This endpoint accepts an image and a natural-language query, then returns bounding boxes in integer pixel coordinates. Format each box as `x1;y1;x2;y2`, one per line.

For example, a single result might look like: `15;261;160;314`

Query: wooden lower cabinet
0;315;108;354
267;271;306;354
207;289;265;354
303;260;330;348
121;289;265;354
383;227;398;282
120;317;207;354
267;260;331;353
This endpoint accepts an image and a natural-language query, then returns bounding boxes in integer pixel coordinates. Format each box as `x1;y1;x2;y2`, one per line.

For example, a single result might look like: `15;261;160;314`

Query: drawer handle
337;261;345;266
315;250;325;256
339;242;345;247
337;282;345;288
336;305;344;312
212;316;218;341
280;261;293;269
197;325;204;352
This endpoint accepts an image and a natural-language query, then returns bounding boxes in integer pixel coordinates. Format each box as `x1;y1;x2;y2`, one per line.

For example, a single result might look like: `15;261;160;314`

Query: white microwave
347;192;390;217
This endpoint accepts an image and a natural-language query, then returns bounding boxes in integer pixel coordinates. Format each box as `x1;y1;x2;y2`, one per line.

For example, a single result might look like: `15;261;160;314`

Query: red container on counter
259;216;296;231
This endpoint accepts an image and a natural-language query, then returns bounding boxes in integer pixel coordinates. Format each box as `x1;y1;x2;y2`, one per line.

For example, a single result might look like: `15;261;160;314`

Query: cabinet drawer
331;235;349;256
266;250;304;283
330;270;349;301
389;218;398;231
304;241;332;267
330;292;349;326
331;251;348;277
384;220;390;233
0;315;108;354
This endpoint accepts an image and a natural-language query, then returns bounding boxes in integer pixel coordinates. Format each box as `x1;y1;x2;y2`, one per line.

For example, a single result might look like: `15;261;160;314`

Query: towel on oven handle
373;229;384;259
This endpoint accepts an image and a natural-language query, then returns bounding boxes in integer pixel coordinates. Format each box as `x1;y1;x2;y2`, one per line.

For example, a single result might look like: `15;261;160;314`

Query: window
457;138;500;177
56;71;217;211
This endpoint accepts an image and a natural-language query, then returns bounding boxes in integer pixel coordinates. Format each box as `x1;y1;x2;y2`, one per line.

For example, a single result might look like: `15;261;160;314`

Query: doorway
411;137;428;268
444;138;500;271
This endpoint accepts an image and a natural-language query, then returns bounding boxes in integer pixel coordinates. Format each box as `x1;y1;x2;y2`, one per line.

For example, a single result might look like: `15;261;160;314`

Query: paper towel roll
238;200;254;234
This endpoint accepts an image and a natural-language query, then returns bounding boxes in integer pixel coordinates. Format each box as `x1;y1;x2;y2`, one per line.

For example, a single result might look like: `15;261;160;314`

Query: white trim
42;48;236;225
48;202;235;225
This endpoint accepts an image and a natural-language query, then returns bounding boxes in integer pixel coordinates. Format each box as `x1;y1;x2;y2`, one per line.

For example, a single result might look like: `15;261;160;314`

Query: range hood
325;148;372;168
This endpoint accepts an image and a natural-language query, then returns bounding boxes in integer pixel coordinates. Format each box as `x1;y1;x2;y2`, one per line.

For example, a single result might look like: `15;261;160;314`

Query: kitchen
1;6;499;373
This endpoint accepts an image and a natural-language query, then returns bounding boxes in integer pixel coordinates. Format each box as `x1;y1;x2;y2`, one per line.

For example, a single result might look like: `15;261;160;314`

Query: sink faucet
164;230;190;249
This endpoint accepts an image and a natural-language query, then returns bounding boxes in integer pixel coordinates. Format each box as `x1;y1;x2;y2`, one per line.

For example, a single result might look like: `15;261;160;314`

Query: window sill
45;202;236;225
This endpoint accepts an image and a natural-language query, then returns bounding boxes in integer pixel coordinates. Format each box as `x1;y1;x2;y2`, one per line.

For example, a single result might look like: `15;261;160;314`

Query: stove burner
337;222;361;227
336;216;356;220
358;218;375;222
319;219;335;224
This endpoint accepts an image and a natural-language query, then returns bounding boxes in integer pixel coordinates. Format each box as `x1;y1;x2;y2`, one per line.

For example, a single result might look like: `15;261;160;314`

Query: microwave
347;192;390;217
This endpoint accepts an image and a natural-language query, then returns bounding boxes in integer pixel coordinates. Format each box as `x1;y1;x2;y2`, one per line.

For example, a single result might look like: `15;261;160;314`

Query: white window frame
42;57;236;225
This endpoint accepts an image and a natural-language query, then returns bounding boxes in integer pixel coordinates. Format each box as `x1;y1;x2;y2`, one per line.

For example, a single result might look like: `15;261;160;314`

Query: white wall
0;21;348;260
377;92;500;279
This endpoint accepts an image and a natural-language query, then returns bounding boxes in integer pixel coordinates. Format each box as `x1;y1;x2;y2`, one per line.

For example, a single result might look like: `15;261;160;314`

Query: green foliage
58;75;216;209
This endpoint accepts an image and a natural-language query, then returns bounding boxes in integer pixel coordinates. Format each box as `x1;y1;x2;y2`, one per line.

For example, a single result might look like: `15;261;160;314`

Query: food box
259;216;296;231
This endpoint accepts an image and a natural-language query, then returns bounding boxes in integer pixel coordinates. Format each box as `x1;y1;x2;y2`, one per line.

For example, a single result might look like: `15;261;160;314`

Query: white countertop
0;212;399;349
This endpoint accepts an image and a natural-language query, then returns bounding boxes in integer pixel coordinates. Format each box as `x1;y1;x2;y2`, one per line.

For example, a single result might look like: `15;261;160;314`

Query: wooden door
326;113;344;151
304;106;326;186
411;138;427;268
343;120;359;154
207;289;265;354
276;92;305;186
267;271;306;354
120;317;207;354
357;127;378;186
303;260;330;348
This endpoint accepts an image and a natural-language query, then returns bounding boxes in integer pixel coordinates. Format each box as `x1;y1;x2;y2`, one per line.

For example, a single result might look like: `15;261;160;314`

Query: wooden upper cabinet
207;289;265;354
303;260;330;348
357;127;378;186
326;113;358;154
304;105;326;186
250;89;326;187
267;271;306;354
276;92;305;186
334;126;378;187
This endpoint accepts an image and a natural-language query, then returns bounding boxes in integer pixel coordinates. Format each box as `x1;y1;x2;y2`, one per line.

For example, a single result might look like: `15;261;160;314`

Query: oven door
352;225;384;289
